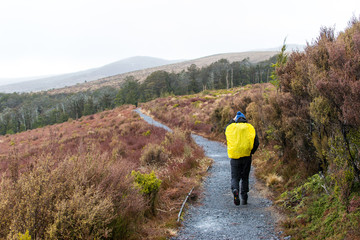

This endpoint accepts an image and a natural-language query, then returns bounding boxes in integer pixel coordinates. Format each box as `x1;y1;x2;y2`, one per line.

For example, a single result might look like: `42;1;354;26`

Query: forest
0;56;276;136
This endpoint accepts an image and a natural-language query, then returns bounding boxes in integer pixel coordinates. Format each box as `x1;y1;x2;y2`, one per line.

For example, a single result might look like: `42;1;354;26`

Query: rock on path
135;109;279;240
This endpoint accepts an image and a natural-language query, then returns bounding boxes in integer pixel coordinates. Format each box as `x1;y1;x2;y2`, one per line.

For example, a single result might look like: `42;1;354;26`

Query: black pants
230;157;252;198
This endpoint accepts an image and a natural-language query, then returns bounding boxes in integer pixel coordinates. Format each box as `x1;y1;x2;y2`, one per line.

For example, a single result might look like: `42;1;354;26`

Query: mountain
0;75;56;86
0;51;278;94
48;51;278;94
0;56;182;93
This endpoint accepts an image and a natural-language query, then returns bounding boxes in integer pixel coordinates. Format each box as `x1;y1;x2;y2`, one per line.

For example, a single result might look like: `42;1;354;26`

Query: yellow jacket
225;122;256;159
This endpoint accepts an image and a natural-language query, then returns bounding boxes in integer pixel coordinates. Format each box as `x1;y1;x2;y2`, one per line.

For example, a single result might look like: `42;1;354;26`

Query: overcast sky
0;0;359;79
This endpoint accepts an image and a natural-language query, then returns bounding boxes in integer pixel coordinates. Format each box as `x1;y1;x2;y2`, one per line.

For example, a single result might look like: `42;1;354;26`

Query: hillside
0;52;276;94
0;56;182;93
0;75;55;87
0;105;211;239
47;51;277;94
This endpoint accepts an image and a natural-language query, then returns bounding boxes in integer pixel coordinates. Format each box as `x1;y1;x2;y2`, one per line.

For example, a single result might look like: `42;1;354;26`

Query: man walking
225;111;259;205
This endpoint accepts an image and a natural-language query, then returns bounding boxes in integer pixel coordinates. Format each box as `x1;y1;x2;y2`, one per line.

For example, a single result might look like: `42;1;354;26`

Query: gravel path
135;109;280;240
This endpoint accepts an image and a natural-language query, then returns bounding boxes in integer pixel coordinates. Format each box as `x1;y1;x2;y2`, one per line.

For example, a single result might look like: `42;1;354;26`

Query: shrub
140;144;168;166
142;130;151;136
132;170;162;215
47;186;114;239
18;230;31;240
210;105;233;134
132;170;162;196
0;152;144;239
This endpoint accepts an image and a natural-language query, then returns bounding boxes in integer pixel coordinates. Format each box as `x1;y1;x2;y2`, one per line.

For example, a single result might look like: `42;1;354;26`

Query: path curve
135;109;279;240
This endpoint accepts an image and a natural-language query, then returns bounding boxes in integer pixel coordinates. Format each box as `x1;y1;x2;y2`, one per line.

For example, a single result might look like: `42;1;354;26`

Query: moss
280;172;360;239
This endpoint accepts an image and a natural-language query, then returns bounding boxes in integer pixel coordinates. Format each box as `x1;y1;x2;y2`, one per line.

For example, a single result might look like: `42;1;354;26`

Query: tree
270;39;288;90
142;71;171;100
66;94;85;119
200;68;210;91
187;64;201;93
83;97;95;116
115;77;140;106
208;59;231;89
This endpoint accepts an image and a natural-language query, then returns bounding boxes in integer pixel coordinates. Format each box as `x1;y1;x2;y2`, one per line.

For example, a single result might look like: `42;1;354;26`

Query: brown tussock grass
266;173;284;187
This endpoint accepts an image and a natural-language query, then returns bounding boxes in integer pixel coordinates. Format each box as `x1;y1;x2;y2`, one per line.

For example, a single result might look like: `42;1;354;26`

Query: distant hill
0;56;182;93
0;75;56;86
0;51;278;94
48;51;278;94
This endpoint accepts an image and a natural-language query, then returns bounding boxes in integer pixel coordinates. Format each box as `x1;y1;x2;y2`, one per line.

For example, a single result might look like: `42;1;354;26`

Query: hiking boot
233;189;240;206
241;194;248;205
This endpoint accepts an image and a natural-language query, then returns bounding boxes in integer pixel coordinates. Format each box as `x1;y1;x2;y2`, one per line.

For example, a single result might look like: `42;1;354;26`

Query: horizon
0;42;308;81
0;0;358;80
0;47;294;85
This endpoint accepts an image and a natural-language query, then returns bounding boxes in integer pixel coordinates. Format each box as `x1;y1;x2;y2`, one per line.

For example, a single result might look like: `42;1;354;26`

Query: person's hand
233;116;237;121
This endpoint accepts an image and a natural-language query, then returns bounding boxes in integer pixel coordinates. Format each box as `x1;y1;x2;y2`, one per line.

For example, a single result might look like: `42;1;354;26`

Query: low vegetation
0;105;211;239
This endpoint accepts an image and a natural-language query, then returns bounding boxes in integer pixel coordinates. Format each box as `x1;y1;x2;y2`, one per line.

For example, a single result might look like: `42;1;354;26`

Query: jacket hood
236;117;247;123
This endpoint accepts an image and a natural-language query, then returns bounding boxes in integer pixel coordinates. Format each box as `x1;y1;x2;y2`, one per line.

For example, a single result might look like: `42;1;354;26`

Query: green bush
142;130;151;136
132;170;162;215
132;170;162;196
18;230;31;240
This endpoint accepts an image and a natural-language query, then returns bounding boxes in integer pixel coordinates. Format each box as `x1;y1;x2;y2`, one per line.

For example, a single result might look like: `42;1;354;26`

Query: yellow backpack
225;123;256;159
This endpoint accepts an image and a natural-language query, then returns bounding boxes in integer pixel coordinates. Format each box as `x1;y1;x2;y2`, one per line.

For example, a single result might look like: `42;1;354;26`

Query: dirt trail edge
135;109;281;240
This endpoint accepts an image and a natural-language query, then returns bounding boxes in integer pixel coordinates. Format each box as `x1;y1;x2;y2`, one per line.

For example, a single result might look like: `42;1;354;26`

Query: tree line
115;57;276;105
0;87;118;135
0;56;276;135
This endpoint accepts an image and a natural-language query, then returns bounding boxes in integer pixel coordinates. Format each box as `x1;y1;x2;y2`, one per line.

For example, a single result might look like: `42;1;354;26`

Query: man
225;111;259;205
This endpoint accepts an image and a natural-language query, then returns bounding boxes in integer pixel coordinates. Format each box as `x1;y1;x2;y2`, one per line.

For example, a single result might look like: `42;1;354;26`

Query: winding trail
135;109;279;240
